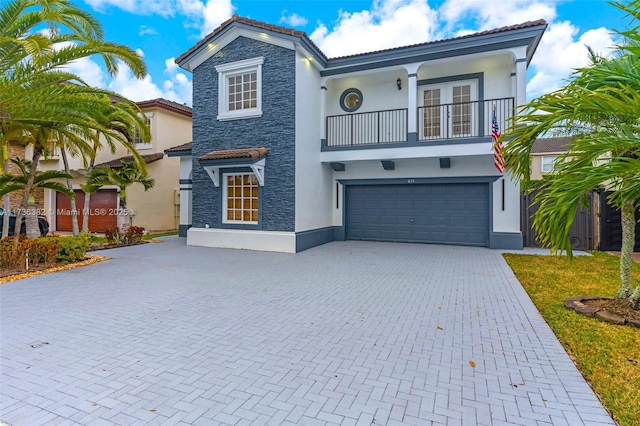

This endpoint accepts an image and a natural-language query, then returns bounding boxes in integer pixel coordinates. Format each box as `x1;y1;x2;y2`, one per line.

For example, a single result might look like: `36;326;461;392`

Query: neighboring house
5;141;45;211
169;15;547;253
530;137;570;180
37;98;192;233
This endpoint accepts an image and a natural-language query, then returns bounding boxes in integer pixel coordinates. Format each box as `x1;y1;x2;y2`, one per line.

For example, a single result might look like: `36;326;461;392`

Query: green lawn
503;252;640;426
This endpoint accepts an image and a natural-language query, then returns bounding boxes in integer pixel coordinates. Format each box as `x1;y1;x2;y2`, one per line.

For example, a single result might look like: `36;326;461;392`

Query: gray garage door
346;183;489;246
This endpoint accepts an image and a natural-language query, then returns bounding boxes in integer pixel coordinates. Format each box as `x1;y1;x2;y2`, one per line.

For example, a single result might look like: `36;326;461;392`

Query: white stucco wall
325;67;407;117
324;51;515;121
295;52;334;232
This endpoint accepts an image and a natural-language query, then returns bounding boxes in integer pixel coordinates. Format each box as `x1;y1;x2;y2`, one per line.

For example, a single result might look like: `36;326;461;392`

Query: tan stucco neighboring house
530;137;571;180
37;98;192;233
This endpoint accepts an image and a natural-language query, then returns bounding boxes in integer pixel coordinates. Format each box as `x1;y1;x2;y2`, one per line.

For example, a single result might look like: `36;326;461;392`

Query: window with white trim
216;57;264;121
541;155;559;173
134;114;152;150
223;173;259;224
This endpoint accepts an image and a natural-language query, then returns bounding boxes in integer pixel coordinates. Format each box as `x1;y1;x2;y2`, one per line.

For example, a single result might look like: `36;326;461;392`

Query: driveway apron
0;238;614;425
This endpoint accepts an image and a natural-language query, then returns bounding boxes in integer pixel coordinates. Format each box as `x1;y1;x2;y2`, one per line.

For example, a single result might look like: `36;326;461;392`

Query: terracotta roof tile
197;147;267;162
165;141;192;154
96;152;164;168
137;98;192;116
531;137;571;154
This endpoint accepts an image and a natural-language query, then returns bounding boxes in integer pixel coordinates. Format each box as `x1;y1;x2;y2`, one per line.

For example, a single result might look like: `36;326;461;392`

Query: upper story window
41;141;60;160
541;155;559;173
216;57;264;121
134;113;153;150
339;88;363;112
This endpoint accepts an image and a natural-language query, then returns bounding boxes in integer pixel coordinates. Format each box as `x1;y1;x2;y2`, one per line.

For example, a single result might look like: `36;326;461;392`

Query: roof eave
177;21;328;71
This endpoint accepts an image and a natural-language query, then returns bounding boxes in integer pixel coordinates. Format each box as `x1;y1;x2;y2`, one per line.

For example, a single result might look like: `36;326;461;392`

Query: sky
67;0;627;106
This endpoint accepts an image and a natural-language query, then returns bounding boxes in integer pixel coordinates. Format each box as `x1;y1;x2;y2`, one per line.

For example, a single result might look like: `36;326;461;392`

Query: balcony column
403;64;420;143
514;57;527;108
320;77;328;148
407;74;418;142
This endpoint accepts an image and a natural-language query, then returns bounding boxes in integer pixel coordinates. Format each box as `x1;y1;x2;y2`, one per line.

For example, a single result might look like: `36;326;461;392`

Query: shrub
31;237;60;265
0;236;28;270
104;227;120;245
123;226;144;244
56;234;90;263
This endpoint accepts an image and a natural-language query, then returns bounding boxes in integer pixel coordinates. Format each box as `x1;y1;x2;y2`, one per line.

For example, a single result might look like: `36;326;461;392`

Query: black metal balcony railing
326;108;408;147
417;97;513;141
324;98;514;148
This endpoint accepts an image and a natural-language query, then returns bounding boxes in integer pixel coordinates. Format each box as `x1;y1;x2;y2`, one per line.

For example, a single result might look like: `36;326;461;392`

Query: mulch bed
0;255;110;284
565;296;640;328
88;240;149;251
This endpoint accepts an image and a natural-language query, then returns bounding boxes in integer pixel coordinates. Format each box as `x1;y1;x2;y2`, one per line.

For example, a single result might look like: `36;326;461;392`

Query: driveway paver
0;238;614;425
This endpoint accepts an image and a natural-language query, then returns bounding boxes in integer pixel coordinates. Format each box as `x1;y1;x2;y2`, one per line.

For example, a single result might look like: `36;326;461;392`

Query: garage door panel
431;200;447;210
396;200;411;210
379;200;395;209
56;190;117;233
468;200;487;210
346;183;489;246
413;200;429;210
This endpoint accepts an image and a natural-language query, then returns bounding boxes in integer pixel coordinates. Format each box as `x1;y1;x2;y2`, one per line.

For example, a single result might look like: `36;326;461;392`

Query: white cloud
310;0;439;58
107;57;192;105
279;11;308;27
63;57;107;88
139;25;158;36
439;0;558;33
527;24;617;97
84;0;234;36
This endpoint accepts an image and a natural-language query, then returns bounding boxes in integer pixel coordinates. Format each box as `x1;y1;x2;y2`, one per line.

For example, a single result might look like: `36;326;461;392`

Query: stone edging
564;296;640;328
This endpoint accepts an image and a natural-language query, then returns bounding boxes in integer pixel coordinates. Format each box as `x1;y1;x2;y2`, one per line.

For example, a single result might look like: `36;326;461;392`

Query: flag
492;105;505;173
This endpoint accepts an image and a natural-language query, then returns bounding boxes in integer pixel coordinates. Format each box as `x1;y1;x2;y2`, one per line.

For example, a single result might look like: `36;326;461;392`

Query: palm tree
503;4;640;309
0;157;74;236
0;0;148;241
80;99;151;232
83;161;155;229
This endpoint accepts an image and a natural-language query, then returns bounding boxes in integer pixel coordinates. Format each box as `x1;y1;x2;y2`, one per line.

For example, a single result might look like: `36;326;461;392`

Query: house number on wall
407;179;416;184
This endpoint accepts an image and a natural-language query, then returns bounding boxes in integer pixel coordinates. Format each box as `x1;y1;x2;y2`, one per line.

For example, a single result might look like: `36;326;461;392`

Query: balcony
324;97;514;150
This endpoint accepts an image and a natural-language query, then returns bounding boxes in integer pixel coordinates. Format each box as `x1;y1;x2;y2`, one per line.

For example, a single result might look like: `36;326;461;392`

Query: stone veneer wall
6;142;44;210
191;36;295;231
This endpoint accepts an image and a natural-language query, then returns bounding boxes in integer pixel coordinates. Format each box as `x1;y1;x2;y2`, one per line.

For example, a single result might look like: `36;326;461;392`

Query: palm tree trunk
117;189;129;231
616;199;635;299
13;142;43;243
82;144;98;232
60;148;79;236
2;158;10;239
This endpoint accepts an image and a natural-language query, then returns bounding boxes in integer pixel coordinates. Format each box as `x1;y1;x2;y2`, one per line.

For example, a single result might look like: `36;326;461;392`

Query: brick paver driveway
1;238;613;425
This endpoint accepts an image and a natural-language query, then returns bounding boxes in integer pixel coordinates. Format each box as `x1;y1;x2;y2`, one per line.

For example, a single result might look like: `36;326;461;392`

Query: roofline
166;150;192;157
137;99;192;118
177;17;547;75
525;22;547;66
321;23;547;77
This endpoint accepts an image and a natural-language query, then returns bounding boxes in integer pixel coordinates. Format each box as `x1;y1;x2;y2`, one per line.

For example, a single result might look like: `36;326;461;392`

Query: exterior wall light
397;78;402;90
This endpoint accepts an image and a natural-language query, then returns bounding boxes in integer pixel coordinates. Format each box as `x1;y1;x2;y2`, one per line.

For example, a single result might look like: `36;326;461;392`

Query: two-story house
170;15;547;253
530;137;570;180
38;98;192;233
